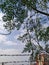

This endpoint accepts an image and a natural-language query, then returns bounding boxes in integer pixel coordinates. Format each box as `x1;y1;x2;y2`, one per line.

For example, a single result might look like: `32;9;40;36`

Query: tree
0;0;49;61
45;44;49;53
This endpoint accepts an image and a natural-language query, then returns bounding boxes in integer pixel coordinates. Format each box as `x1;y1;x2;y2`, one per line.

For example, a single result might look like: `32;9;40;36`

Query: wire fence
0;54;49;65
0;54;30;56
0;54;30;65
0;61;30;63
0;61;30;65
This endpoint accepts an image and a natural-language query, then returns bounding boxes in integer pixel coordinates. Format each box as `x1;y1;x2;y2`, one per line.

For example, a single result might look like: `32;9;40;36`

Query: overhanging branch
0;32;11;35
31;6;49;16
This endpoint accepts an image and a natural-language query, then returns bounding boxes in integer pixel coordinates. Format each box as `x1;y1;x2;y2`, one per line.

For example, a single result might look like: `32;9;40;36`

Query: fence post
2;62;4;65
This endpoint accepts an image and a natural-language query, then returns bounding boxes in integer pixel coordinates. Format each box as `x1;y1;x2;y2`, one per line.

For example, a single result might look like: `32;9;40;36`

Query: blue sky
0;12;30;62
0;11;26;54
0;10;49;54
0;10;49;63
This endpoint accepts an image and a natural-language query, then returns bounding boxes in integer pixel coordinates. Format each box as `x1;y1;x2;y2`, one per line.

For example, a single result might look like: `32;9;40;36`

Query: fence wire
0;54;30;65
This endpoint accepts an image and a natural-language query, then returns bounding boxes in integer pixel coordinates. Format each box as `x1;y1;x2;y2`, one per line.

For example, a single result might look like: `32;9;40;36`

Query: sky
0;11;49;54
0;11;26;54
0;12;30;63
0;10;49;63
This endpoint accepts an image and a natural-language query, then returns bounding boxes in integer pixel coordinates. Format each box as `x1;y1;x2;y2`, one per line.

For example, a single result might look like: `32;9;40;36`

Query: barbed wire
0;54;30;56
0;61;30;64
0;60;48;64
0;54;31;64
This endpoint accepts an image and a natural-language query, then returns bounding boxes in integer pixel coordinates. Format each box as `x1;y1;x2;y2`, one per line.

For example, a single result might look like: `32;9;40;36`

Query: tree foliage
0;0;49;61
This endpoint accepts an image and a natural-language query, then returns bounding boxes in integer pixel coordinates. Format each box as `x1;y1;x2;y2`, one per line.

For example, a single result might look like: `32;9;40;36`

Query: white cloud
0;35;7;43
0;49;20;54
0;11;30;62
4;40;17;45
0;35;17;46
0;12;4;20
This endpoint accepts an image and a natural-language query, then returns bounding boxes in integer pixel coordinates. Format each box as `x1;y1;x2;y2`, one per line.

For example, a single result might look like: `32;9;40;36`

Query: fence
0;54;30;65
0;54;49;65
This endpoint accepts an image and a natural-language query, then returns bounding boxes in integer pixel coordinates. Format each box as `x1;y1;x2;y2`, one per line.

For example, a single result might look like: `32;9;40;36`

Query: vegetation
0;0;49;61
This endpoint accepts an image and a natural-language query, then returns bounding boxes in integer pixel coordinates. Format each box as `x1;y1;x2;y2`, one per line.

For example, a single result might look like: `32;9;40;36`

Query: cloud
0;35;7;43
0;12;25;53
0;12;30;62
0;12;4;20
4;40;17;45
0;35;17;46
0;49;20;54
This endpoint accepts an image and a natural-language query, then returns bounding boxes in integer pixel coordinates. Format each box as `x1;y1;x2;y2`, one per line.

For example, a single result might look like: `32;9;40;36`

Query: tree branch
0;32;11;35
31;6;49;16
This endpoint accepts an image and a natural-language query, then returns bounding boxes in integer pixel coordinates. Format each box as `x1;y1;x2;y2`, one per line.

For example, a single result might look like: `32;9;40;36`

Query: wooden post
2;62;4;65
